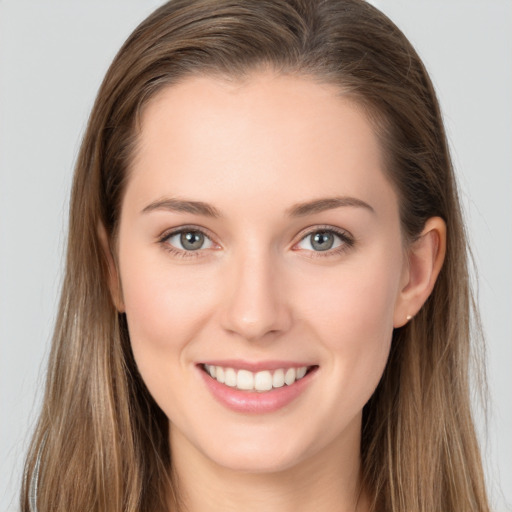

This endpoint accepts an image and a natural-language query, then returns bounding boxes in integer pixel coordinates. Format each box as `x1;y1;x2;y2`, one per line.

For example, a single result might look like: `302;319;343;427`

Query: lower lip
198;366;317;414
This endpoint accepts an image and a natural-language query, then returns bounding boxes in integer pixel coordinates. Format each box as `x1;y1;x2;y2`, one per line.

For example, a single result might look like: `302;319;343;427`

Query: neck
168;418;369;512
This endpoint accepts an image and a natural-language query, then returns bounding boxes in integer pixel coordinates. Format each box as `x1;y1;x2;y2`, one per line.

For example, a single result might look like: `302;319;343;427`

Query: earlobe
97;223;125;312
393;217;446;327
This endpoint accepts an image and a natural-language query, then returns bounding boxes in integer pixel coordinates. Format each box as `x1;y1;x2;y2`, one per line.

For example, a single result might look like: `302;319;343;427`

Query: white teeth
204;364;311;392
272;369;285;388
204;364;216;378
254;371;273;391
296;366;307;379
216;366;225;384
224;368;237;387
237;369;254;390
284;368;296;385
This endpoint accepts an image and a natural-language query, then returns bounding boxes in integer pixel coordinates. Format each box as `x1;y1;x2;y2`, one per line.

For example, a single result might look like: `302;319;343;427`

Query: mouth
200;363;318;393
198;361;319;414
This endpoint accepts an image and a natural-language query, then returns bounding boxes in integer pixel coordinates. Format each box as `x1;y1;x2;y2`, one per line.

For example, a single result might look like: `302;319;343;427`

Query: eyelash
158;225;216;259
157;225;355;259
294;225;355;258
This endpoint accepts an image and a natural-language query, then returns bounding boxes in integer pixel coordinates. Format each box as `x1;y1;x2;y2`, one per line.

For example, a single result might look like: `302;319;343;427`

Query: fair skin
103;71;445;512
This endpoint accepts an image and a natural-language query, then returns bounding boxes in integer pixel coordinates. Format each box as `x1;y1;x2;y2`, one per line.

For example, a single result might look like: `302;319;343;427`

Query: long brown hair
21;1;489;511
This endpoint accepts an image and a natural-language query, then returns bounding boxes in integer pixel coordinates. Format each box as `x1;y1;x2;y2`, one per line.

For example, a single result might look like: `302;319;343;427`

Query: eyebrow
285;196;375;217
141;195;374;218
141;197;222;217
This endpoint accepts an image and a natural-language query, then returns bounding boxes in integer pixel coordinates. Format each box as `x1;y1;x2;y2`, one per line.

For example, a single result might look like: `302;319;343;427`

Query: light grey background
0;1;510;511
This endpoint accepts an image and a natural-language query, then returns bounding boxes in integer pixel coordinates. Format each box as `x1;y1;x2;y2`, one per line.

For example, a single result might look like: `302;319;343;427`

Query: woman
21;0;490;511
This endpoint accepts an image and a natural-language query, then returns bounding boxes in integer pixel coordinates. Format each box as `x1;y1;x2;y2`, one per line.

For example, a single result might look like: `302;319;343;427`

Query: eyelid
156;223;355;259
157;225;220;257
158;224;215;242
292;225;355;255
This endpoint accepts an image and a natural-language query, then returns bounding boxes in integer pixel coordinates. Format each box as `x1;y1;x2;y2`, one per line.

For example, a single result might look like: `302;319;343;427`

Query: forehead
126;71;397;219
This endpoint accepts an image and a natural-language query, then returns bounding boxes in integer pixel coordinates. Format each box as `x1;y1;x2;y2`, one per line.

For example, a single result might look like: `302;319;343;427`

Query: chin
206;442;309;474
187;421;326;475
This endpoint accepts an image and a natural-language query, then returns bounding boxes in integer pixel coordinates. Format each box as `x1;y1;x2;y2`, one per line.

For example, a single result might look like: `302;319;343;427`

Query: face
114;72;409;474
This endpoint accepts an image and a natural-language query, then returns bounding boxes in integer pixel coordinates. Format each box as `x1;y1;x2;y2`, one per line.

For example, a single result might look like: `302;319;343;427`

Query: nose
220;248;292;342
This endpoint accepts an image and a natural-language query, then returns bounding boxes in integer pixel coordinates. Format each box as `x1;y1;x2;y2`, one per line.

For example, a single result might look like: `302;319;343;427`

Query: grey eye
297;230;343;252
167;230;213;251
311;231;335;251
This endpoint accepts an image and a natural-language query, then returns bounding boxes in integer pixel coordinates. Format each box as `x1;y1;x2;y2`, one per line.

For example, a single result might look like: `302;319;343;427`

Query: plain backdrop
0;1;510;511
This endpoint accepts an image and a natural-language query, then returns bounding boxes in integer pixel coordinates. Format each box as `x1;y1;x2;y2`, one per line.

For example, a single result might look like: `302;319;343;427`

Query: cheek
118;246;218;374
293;247;401;398
297;248;401;337
119;256;224;423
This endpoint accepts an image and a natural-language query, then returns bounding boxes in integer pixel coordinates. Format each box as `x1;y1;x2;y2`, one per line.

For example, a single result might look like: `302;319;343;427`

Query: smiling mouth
200;364;318;393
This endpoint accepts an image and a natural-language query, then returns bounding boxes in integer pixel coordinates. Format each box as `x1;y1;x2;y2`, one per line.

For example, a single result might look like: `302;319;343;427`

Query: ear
97;222;125;312
393;217;446;327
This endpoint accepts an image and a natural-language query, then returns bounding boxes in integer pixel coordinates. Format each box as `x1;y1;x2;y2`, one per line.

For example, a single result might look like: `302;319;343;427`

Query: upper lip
198;359;317;372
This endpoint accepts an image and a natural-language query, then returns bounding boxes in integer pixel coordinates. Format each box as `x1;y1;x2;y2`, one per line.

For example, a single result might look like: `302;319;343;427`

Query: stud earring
406;315;413;321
